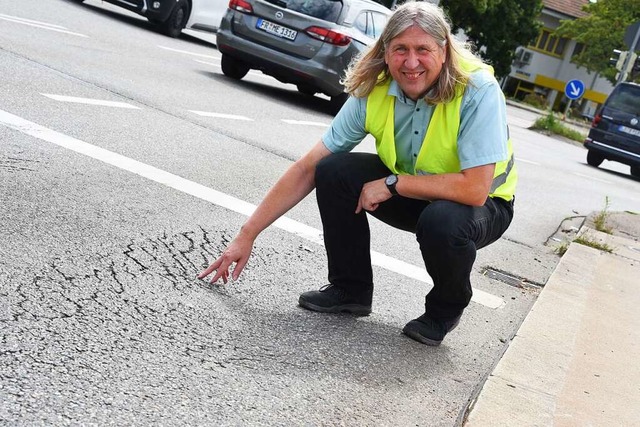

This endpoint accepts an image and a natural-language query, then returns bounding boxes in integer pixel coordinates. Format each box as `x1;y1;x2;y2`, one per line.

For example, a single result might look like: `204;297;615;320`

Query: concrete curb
464;225;640;426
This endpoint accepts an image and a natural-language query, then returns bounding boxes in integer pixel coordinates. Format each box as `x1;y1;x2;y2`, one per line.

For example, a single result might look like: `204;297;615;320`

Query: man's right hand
197;141;331;285
197;233;254;284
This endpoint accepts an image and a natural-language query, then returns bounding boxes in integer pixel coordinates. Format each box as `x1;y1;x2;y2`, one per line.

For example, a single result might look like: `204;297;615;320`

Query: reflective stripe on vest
364;63;516;202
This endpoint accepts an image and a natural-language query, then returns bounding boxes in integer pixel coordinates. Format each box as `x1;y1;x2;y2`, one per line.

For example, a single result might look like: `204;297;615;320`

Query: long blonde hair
342;1;484;104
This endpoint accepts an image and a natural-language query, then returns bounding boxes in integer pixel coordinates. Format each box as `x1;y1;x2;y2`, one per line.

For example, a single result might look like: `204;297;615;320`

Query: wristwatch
385;174;398;196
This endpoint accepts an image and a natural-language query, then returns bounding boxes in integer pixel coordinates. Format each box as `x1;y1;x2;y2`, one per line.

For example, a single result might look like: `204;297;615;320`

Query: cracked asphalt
3;1;640;425
2;219;517;425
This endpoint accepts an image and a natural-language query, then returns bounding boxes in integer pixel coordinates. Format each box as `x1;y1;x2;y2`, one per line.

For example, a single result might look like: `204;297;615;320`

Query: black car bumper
584;138;640;168
102;0;175;22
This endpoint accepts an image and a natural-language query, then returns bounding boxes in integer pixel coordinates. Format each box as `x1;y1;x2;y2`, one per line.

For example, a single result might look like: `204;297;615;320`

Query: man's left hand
355;178;393;213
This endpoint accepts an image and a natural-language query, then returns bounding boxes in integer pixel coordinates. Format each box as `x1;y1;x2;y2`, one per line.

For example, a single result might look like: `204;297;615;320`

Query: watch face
385;175;397;185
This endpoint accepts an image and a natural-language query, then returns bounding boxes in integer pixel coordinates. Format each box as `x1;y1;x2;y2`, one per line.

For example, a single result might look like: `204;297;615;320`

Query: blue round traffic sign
565;79;585;100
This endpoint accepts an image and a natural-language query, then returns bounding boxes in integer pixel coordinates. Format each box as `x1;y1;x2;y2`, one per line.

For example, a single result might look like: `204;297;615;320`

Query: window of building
554;37;566;55
572;42;585;58
531;29;568;57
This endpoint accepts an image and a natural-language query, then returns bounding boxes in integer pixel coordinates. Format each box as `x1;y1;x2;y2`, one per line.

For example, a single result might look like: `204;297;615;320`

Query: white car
74;0;229;38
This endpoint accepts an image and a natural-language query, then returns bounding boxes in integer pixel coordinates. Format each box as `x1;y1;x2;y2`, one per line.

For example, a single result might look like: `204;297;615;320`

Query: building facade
502;0;613;118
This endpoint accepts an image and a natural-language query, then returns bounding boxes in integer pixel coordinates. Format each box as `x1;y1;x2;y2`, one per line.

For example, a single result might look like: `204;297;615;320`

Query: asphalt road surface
2;1;640;425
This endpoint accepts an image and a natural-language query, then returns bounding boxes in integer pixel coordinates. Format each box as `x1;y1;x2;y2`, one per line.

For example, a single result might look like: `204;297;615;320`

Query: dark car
584;82;640;178
216;0;391;113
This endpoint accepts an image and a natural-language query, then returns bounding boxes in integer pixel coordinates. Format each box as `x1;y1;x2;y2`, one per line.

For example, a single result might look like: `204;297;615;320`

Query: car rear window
354;11;388;38
608;84;640;115
263;0;343;22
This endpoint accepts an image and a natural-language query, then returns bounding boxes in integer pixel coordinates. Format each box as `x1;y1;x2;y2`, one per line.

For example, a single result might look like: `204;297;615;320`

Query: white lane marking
157;45;220;60
0;109;505;309
0;14;88;37
193;59;271;80
281;120;329;127
190;110;253;121
0;13;67;29
516;157;540;165
41;94;140;109
573;172;612;184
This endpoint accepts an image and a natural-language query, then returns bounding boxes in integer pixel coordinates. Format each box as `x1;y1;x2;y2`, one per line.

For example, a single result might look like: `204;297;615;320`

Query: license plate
619;125;640;137
256;18;297;41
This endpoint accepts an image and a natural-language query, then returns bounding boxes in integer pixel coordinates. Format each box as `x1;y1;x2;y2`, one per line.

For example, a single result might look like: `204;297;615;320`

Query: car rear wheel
329;92;348;115
221;54;249;80
631;166;640;178
586;150;604;167
159;0;188;38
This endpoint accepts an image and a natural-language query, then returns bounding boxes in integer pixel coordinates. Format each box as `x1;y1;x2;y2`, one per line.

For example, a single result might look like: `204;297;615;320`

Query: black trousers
315;152;514;320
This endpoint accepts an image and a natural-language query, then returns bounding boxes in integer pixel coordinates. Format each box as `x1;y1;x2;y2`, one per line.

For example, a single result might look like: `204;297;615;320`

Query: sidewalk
464;212;640;426
505;99;591;136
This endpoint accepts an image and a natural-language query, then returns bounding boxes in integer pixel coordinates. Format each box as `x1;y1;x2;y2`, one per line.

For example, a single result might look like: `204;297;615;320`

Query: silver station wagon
216;0;391;113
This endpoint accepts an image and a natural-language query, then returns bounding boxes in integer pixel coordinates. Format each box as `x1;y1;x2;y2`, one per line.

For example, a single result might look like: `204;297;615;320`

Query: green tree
440;0;542;79
555;0;640;84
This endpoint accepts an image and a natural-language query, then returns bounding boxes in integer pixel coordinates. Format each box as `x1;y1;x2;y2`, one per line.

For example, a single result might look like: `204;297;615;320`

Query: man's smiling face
384;25;446;101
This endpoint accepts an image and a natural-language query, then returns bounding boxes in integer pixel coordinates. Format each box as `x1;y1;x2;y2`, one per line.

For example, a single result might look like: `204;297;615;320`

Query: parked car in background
216;0;391;113
73;0;229;38
584;82;640;178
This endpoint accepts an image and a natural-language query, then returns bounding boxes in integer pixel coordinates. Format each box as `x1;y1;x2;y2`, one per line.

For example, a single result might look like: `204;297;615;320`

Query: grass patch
530;113;585;142
574;235;614;253
593;197;613;234
554;241;570;256
554;199;616;256
554;236;614;256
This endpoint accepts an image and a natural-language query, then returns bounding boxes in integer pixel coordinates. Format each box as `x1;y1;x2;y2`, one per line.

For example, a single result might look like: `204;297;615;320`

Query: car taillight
591;113;601;127
229;0;253;13
305;26;351;46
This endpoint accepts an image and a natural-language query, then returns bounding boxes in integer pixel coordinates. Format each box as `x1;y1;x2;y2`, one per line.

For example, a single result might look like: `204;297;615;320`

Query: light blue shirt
322;70;509;174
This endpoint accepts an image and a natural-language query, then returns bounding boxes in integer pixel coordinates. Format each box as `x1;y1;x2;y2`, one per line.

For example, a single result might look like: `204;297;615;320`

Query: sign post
619;22;640;84
563;79;585;120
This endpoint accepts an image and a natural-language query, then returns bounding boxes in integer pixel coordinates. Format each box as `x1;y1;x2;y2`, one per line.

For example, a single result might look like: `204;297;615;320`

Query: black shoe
298;284;372;315
402;313;462;346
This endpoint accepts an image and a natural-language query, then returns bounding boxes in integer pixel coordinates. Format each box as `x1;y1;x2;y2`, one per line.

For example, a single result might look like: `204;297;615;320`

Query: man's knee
316;152;384;194
416;201;473;245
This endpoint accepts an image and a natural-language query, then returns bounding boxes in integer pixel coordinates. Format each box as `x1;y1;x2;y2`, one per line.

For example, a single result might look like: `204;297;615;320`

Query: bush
522;93;547;110
530;113;586;142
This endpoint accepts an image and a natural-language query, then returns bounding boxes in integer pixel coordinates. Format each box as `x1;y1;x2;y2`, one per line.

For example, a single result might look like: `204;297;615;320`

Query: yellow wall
534;74;607;104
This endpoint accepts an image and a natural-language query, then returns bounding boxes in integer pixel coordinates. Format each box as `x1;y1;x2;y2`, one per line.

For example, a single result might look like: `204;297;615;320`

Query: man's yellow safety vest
364;63;517;202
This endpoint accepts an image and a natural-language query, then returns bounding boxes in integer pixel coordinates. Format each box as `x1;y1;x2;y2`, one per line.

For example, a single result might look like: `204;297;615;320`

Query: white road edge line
281;120;330;127
189;110;253;121
0;15;88;37
0;109;505;309
41;94;141;109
